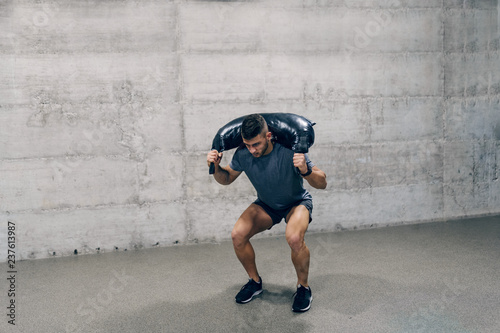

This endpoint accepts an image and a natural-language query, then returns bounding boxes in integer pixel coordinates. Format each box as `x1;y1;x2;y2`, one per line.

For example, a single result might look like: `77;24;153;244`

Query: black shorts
253;198;313;229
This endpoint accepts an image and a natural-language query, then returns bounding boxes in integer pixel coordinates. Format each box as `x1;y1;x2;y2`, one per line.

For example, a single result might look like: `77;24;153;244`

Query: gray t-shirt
229;143;314;210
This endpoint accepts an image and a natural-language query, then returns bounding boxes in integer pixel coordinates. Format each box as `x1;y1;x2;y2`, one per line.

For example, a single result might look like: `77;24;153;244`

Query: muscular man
207;114;327;312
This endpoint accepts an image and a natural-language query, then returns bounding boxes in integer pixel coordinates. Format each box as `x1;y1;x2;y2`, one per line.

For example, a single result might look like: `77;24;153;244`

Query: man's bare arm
293;153;327;189
303;166;327;189
207;150;242;185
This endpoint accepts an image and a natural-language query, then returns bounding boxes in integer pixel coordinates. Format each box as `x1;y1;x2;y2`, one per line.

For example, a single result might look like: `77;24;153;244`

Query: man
206;114;327;312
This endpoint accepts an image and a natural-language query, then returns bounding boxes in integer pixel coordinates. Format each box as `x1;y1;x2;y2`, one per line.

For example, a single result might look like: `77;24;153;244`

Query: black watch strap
301;165;312;177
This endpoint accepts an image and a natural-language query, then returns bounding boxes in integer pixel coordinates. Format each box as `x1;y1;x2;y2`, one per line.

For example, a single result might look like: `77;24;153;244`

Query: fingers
293;153;305;165
293;153;307;173
207;150;217;166
207;150;223;167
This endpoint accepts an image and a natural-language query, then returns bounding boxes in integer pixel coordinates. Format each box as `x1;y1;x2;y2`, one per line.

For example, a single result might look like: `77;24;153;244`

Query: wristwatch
301;165;312;177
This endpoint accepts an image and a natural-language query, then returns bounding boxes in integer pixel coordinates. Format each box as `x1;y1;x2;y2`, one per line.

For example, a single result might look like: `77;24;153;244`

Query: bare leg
285;205;311;287
231;204;274;282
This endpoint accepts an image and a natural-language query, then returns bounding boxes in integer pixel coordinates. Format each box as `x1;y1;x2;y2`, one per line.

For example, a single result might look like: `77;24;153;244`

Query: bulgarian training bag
209;113;316;174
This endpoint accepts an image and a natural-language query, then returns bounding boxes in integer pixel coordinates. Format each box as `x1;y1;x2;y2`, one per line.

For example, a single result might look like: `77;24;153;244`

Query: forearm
304;169;327;189
213;165;232;185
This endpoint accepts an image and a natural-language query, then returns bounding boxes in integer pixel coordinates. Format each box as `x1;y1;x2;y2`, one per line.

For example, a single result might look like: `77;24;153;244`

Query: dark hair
241;114;267;140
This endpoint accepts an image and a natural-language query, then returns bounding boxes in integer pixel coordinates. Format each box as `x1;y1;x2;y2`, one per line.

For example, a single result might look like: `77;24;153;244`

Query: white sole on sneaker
238;289;263;304
292;295;313;312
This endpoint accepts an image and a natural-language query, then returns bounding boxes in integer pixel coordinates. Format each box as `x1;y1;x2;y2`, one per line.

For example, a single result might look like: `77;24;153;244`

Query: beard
252;139;269;158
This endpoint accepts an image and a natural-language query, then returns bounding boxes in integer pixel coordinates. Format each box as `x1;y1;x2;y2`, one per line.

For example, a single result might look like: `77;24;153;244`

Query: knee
286;233;305;253
231;226;248;249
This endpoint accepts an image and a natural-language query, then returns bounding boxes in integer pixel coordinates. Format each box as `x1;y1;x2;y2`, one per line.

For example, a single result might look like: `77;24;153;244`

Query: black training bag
209;113;316;174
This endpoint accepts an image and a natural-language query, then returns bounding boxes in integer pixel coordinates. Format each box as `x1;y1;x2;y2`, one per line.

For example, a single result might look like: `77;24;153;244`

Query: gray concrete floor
2;215;500;333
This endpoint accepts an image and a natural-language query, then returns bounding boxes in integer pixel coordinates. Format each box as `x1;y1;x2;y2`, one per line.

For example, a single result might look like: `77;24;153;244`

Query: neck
263;140;274;156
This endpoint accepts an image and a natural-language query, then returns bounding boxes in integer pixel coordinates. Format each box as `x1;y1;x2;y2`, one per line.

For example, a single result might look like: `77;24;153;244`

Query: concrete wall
1;0;499;261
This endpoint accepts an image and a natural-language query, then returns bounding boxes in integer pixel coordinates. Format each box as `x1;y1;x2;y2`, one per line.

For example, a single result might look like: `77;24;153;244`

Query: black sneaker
235;277;263;304
292;284;312;312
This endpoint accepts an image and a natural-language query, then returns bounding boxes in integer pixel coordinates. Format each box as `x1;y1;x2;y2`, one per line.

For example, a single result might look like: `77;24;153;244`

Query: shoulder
234;145;250;158
274;143;295;162
274;142;292;155
232;145;251;166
